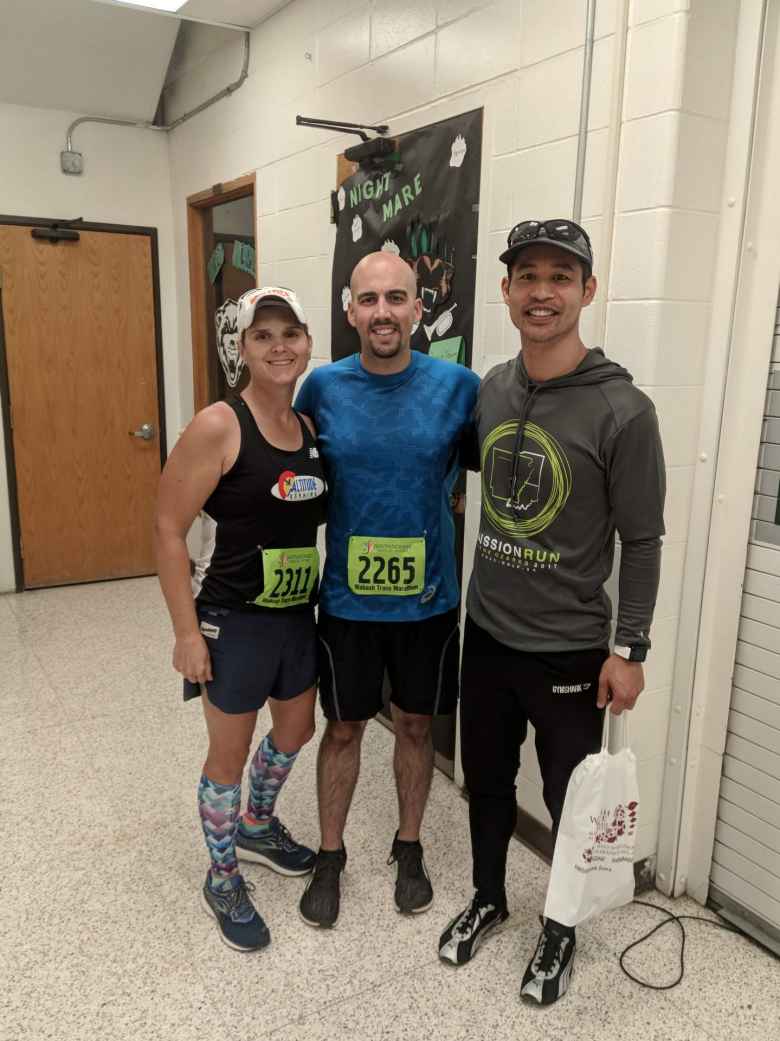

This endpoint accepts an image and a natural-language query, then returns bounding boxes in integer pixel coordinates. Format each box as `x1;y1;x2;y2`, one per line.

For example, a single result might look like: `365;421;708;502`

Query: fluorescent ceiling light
107;0;188;12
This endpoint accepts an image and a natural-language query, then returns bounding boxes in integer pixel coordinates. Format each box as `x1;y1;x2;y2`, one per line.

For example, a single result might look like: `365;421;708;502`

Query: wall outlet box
60;150;83;175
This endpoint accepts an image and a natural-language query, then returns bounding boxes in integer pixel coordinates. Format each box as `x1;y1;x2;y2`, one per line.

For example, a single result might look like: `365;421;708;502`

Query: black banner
331;108;483;367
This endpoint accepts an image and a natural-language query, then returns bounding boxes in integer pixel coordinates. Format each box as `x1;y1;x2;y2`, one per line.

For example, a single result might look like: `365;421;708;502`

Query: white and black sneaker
438;895;509;965
520;917;576;1005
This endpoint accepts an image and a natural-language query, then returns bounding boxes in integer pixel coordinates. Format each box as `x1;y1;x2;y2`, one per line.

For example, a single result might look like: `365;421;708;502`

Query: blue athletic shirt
295;352;479;621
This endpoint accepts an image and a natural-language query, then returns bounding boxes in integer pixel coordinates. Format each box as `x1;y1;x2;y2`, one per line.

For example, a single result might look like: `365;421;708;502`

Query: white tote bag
543;713;639;928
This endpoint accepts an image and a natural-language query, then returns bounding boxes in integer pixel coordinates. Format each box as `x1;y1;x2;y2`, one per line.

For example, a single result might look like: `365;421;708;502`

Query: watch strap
613;644;647;663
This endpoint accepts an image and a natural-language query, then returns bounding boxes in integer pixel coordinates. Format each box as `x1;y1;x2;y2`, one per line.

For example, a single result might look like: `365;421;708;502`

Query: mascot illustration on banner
406;217;458;355
215;298;244;389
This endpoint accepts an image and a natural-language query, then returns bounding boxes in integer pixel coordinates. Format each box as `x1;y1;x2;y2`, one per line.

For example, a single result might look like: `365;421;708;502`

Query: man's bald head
346;250;422;372
350;251;418;298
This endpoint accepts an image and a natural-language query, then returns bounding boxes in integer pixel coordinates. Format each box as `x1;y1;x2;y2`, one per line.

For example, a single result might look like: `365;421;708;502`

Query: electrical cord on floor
618;898;743;990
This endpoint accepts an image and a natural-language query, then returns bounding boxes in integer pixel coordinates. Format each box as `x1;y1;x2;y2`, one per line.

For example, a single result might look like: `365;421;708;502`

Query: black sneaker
387;833;433;914
201;873;270;952
236;817;316;876
520;917;576;1005
438;895;509;965
299;846;347;928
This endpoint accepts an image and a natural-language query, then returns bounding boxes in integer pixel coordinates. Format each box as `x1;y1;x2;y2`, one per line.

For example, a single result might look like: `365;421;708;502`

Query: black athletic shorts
317;608;460;722
182;603;317;715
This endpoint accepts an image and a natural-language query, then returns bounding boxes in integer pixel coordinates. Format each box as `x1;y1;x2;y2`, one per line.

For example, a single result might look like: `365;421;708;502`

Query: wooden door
0;224;163;588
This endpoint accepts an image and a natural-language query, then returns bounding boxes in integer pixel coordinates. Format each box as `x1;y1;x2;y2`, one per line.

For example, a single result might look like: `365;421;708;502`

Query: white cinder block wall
604;0;738;861
169;0;737;865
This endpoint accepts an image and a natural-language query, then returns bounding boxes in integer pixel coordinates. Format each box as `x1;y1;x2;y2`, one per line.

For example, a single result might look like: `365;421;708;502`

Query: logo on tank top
272;469;326;502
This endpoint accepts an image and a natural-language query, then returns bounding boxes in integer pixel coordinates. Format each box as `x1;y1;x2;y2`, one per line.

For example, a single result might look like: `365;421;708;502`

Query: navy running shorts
317;608;460;722
182;603;317;714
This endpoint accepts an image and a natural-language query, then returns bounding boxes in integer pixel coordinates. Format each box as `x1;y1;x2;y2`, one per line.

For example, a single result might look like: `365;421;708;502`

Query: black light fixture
296;115;399;168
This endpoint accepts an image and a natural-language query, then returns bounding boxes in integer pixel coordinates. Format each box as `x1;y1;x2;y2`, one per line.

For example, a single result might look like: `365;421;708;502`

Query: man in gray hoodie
438;219;665;1005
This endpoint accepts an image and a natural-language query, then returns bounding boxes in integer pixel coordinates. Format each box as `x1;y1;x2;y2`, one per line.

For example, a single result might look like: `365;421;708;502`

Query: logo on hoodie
480;420;572;538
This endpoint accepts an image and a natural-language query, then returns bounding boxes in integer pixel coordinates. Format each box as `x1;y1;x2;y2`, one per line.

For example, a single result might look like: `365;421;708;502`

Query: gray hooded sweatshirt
466;348;666;653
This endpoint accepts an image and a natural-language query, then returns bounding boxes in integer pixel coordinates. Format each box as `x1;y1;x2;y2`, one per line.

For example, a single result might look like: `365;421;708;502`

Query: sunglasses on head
505;220;592;257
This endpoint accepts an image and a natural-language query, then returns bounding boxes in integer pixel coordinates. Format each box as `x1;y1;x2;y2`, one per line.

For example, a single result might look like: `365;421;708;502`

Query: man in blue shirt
295;250;479;927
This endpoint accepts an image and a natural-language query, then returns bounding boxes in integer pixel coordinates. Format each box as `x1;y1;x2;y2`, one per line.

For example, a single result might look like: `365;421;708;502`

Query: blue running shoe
201;874;270;952
236;817;316;876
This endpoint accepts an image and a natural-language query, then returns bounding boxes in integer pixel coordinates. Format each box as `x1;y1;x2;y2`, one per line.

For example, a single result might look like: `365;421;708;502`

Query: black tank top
193;397;327;611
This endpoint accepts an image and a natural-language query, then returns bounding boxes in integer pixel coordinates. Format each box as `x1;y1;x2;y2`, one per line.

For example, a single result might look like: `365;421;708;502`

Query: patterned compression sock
240;733;300;836
198;774;241;892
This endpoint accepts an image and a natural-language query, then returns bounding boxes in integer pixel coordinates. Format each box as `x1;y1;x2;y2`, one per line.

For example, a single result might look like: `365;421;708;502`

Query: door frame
186;172;256;413
0;215;166;592
684;0;780;902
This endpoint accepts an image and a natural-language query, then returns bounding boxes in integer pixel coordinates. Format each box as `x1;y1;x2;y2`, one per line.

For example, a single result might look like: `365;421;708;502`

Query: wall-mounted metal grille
751;301;780;545
709;293;780;954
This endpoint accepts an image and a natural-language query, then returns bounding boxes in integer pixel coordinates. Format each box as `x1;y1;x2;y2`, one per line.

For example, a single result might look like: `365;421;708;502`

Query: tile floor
2;577;778;1041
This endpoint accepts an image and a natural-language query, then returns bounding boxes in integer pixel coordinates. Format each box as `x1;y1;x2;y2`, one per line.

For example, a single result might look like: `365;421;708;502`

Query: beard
364;323;406;358
367;339;403;358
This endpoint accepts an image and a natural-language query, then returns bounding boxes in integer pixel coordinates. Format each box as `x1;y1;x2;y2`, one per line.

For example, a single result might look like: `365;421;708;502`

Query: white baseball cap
236;286;308;337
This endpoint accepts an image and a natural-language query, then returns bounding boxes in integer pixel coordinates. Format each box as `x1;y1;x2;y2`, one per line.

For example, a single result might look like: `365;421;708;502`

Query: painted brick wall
603;0;738;859
165;0;739;862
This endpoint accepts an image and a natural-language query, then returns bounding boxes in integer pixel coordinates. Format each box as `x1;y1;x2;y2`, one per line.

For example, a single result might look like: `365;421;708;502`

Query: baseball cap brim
236;286;309;337
252;295;306;321
498;237;592;269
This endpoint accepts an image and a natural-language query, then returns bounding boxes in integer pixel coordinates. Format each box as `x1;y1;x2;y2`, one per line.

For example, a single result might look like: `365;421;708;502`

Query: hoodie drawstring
507;384;539;511
504;349;633;513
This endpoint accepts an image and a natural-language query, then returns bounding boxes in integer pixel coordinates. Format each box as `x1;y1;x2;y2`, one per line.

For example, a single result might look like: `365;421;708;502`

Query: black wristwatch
613;644;647;663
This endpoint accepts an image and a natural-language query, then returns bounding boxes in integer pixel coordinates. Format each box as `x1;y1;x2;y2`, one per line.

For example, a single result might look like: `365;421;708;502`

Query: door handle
129;422;155;441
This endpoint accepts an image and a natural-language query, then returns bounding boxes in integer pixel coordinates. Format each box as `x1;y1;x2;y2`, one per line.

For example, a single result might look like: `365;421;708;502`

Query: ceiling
169;1;289;28
0;0;289;121
95;0;290;29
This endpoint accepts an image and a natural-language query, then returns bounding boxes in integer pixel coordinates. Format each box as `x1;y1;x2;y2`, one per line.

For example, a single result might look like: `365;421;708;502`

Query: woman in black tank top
155;287;326;952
